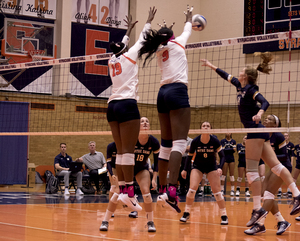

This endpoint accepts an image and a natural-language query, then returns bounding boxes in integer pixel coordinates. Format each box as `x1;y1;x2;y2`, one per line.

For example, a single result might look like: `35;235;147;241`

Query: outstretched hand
184;4;193;23
124;15;138;30
147;6;157;23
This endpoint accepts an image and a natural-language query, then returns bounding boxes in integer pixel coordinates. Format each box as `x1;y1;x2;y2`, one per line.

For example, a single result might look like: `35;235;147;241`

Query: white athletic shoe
230;190;235;196
76;188;84;195
245;190;251;197
119;194;142;212
64;188;70;195
235;190;240;197
147;221;156;232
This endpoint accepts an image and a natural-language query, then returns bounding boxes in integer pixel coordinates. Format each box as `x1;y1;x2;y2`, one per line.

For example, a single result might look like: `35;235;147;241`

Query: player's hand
252;114;262;124
184;5;193;23
217;168;222;176
181;170;187;179
112;175;117;181
151;179;157;190
147;6;157;23
124;15;138;30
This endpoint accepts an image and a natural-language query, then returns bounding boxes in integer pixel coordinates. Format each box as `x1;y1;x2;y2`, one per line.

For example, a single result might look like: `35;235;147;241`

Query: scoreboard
244;0;300;53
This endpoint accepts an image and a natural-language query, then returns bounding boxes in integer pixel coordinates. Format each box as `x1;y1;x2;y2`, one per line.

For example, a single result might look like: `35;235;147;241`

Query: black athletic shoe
276;220;291;235
295;216;300;221
180;212;190;222
277;190;282;197
99;221;109;231
129;211;138;218
246;208;268;227
244;223;266;235
290;194;300;215
221;215;228;225
158;193;181;213
147;221;156;232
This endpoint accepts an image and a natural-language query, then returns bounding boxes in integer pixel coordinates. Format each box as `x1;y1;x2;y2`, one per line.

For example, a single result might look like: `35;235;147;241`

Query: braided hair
245;52;274;85
138;27;174;67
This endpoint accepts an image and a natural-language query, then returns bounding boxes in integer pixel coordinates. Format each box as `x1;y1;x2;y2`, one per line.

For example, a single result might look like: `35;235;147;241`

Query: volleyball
192;14;207;31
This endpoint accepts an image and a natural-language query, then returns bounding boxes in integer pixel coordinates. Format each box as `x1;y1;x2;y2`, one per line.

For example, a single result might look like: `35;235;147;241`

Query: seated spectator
54;143;84;196
76;141;109;194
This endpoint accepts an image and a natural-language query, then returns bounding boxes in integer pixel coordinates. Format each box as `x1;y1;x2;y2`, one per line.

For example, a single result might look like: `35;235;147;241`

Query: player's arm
252;91;269;124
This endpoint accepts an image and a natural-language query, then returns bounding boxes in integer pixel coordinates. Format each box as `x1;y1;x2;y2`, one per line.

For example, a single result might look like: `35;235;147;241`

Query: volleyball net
1;30;300;137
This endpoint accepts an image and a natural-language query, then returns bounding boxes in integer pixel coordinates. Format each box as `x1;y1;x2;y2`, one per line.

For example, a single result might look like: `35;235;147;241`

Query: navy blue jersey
295;144;300;164
216;68;269;128
106;142;117;175
220;138;236;162
134;135;160;173
54;153;73;168
185;135;224;171
270;132;288;163
237;143;246;163
286;141;295;160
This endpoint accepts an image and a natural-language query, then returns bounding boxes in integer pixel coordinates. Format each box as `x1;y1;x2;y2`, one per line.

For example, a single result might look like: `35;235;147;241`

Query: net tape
1;30;299;72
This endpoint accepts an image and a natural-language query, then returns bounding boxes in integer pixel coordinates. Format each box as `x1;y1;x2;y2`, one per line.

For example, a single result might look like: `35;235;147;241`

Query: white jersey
108;23;151;103
156;22;192;86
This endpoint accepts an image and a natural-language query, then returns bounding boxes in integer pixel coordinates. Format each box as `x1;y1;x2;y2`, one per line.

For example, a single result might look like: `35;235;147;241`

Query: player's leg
180;169;202;222
220;162;228;194
236;166;244;196
118;119;141;211
228;162;235;196
245;138;264;226
136;170;156;232
261;141;300;215
208;170;228;225
157;112;171;194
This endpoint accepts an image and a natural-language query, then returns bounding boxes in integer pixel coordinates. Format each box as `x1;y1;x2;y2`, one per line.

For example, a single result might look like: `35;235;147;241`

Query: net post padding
28;50;45;62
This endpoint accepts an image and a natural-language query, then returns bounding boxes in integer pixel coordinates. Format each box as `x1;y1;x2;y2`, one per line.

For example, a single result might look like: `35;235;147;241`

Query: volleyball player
138;5;193;213
100;7;157;232
220;133;236;196
201;53;300;221
244;115;291;235
235;136;250;197
294;137;300;221
180;121;228;225
130;117;160;231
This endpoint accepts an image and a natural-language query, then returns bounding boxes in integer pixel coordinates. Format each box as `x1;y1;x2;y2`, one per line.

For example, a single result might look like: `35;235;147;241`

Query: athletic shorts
282;160;292;173
157;83;190;113
192;161;218;174
259;159;265;166
107;99;140;123
246;123;269;141
238;160;246;168
225;157;235;164
134;163;149;176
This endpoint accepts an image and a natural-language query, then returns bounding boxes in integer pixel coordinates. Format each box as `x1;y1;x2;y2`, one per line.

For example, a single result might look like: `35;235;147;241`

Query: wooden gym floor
0;184;299;241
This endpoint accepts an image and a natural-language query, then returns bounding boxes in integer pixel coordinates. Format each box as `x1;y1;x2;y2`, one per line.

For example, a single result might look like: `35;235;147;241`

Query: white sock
220;208;227;216
274;211;285;222
103;210;113;222
253;196;262;210
185;205;192;213
289;182;300;197
146;211;153;222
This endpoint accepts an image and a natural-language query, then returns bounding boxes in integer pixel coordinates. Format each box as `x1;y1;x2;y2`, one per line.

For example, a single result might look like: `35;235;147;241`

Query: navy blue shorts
247;123;269;141
107;99;140;123
225;157;235;164
192;162;217;174
282;161;292;173
259;159;265;166
134;164;148;176
157;83;190;113
238;160;246;168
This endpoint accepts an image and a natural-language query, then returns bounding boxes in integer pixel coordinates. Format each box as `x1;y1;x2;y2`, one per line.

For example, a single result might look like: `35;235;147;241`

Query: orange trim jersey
156;22;192;86
108;23;151;103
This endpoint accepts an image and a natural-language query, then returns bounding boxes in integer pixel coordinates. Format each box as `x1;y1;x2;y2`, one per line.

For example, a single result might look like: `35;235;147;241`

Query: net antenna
28;49;45;62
